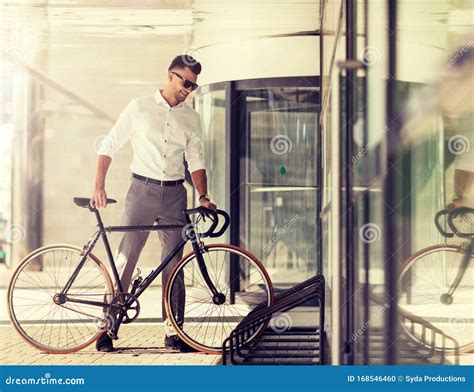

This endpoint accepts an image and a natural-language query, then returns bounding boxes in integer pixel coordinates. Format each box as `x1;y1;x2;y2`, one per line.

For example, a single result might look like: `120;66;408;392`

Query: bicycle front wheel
164;244;274;354
8;244;114;353
398;244;474;353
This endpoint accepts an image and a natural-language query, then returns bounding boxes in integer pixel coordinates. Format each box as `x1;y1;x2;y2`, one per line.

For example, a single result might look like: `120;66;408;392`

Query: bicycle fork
193;243;225;304
440;244;472;305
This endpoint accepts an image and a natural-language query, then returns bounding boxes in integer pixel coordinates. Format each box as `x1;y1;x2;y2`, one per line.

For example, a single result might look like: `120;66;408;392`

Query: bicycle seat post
92;207;105;230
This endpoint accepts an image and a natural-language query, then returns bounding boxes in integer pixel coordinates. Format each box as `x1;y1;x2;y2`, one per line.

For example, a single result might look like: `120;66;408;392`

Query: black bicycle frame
435;208;474;298
60;207;221;320
446;239;473;297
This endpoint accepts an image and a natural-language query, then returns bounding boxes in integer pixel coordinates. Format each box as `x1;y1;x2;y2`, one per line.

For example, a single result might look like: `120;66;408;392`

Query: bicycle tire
8;244;114;354
164;244;274;354
398;243;474;353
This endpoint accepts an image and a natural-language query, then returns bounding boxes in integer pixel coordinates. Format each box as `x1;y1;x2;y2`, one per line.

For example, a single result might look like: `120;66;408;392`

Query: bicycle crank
121;295;141;324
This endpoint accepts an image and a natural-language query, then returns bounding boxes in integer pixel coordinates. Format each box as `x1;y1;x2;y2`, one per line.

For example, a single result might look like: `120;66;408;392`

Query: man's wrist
199;193;211;202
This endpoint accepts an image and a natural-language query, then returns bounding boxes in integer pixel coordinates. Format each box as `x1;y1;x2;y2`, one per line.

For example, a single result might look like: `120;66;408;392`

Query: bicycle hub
212;293;226;305
53;293;66;305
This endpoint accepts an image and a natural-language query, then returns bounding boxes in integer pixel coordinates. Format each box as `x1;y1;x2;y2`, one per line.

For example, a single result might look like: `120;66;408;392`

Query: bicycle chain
57;292;131;325
57;292;117;324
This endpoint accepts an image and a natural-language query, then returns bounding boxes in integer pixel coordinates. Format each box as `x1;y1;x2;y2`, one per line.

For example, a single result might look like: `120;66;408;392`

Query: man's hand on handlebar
446;200;463;213
200;198;217;211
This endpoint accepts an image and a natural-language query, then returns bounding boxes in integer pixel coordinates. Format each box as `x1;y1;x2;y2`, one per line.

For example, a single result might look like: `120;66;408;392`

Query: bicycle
7;197;274;354
397;207;474;353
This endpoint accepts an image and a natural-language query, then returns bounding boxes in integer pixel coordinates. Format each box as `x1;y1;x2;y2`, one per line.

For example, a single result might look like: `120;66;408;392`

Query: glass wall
320;0;346;364
319;0;474;365
238;86;320;286
355;0;390;365
194;87;228;243
195;80;320;289
0;61;14;268
395;0;474;361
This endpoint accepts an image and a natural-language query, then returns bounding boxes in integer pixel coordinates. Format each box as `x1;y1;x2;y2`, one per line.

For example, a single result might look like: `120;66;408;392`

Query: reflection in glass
240;87;319;284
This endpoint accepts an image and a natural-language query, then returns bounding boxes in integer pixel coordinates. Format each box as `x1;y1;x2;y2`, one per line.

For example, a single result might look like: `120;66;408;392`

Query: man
446;113;474;213
90;55;216;352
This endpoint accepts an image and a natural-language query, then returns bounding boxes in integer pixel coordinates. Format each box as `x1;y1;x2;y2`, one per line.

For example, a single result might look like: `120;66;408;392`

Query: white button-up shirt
98;90;206;180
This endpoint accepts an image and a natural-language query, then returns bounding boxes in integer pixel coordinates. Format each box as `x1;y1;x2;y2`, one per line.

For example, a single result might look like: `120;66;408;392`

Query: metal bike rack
370;294;460;365
222;275;325;365
397;307;460;365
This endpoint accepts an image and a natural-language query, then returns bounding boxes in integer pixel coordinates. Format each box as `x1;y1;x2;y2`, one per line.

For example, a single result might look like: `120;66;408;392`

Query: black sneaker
95;332;115;352
164;335;198;353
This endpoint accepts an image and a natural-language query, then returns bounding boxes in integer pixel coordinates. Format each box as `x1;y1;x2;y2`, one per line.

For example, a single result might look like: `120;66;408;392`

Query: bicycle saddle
73;197;117;208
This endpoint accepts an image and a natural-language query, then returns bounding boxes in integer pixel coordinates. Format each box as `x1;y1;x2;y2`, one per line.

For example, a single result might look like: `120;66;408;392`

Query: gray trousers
113;176;187;334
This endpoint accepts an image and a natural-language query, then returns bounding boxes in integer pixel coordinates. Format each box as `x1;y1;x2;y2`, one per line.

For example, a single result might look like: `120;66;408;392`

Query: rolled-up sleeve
185;115;206;173
97;99;137;158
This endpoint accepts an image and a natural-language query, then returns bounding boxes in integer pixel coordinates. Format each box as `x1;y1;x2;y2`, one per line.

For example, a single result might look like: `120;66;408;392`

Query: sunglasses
171;71;199;91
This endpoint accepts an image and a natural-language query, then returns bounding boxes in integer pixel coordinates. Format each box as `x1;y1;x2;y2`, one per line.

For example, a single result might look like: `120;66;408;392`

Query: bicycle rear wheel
8;244;114;353
398;244;474;352
164;244;274;354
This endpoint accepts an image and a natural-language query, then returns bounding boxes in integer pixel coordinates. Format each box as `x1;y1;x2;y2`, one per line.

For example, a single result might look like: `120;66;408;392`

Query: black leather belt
132;173;184;186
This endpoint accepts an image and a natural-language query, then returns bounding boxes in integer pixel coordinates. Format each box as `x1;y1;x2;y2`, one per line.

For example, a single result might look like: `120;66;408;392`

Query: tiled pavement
0;323;221;366
0;283;222;366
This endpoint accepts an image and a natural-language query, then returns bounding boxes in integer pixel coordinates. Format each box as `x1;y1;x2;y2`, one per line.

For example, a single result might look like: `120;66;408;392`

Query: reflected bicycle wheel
164;244;274;354
398;244;474;352
8;244;114;353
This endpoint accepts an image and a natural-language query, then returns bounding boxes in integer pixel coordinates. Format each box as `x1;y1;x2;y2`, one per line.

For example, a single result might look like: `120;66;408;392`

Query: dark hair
168;55;202;75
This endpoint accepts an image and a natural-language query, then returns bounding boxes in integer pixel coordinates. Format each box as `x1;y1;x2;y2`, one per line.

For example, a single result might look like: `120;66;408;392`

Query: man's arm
90;99;136;208
454;169;474;199
91;155;112;208
191;169;216;210
448;169;474;210
186;116;216;210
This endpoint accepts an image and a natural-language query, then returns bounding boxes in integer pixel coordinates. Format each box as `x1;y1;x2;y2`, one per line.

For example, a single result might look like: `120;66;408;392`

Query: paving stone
0;324;220;366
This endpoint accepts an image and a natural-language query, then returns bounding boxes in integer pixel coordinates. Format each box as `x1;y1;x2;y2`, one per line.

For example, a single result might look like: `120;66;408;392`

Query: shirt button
167;123;169;126
164;140;167;142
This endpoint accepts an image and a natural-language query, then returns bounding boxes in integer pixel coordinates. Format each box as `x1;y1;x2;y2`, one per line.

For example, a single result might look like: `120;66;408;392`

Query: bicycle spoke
9;246;112;353
166;246;272;352
398;246;473;351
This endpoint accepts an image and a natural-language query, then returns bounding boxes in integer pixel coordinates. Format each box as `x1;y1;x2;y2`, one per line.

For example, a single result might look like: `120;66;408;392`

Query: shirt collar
154;89;183;109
